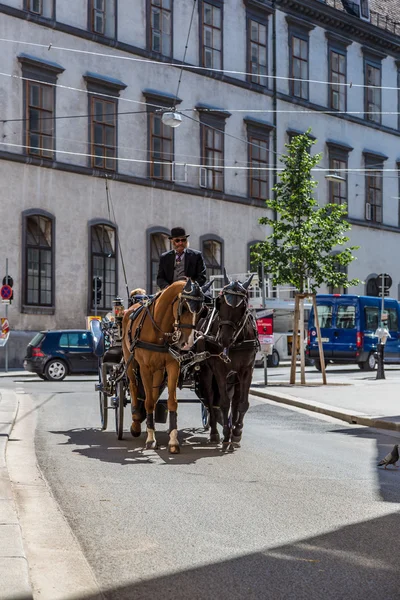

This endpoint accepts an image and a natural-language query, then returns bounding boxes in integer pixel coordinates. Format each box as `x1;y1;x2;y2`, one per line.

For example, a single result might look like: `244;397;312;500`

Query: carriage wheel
99;361;108;431
201;403;210;430
115;379;125;440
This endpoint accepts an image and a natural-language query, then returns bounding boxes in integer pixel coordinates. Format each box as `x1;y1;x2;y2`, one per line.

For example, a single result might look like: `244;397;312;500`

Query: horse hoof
231;434;242;444
209;433;220;443
168;444;180;454
130;423;141;438
145;441;157;450
222;442;233;452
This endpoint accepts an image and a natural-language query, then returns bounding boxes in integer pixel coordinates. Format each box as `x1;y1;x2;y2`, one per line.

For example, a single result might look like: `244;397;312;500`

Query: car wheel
37;374;47;380
267;350;280;368
314;360;322;372
362;353;377;371
45;359;67;381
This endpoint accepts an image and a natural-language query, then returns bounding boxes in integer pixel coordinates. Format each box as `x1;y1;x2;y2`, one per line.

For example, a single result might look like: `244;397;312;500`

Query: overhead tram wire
0;139;398;175
1;36;400;92
171;0;197;111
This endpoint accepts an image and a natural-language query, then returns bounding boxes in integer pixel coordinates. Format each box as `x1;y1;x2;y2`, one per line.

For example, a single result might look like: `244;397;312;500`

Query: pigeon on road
377;444;399;469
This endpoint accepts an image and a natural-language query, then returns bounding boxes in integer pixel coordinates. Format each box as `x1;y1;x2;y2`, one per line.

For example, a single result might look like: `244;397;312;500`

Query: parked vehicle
306;294;400;371
23;330;98;381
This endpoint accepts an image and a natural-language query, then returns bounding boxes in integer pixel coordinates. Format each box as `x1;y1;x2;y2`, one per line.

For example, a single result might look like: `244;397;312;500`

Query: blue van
306;294;400;371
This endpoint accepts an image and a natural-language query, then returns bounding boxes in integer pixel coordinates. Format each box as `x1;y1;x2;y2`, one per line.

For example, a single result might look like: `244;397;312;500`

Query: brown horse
122;280;208;453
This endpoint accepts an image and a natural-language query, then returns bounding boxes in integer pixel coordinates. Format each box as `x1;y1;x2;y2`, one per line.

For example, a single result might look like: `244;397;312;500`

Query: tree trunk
312;294;327;385
290;294;300;384
299;296;306;384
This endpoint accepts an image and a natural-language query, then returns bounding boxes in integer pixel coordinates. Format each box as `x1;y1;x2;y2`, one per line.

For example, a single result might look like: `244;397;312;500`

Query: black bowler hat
169;227;190;240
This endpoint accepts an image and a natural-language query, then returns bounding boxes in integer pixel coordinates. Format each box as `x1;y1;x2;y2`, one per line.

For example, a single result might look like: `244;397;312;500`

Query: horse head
216;273;253;348
172;279;211;347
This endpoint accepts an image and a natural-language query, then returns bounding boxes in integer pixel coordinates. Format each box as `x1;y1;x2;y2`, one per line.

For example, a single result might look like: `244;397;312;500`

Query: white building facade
0;0;399;364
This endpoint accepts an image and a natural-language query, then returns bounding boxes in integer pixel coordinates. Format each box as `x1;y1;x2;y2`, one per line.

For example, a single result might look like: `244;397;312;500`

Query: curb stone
250;387;400;432
0;390;33;600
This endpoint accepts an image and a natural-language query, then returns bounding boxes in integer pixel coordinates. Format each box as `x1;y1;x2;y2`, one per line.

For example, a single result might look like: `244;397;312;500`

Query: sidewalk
251;377;400;432
0;389;33;599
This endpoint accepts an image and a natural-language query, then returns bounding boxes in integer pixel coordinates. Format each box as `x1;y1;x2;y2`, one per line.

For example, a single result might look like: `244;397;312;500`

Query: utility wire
1;36;400;91
172;0;197;109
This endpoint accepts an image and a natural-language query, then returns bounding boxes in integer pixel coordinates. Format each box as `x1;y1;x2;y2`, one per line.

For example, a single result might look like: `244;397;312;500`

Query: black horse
195;272;259;450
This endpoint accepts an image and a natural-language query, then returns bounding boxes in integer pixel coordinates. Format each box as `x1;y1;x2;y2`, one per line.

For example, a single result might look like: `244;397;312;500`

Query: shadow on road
50;427;228;465
330;426;400;503
38;511;400;600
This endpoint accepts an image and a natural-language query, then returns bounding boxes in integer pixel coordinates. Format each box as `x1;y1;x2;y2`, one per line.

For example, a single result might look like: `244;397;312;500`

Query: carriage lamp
113;296;124;320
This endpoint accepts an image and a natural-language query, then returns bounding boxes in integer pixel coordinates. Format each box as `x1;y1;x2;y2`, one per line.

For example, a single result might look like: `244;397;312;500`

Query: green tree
254;131;360;383
254;132;359;293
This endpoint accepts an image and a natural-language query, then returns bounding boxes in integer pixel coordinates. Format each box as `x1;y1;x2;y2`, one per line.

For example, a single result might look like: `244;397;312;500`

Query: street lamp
325;172;346;183
161;111;182;128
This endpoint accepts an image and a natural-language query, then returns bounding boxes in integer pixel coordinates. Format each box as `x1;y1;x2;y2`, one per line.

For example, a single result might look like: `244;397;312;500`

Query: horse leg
201;366;220;443
231;368;252;446
213;369;232;450
141;365;158;450
127;364;141;438
165;360;180;454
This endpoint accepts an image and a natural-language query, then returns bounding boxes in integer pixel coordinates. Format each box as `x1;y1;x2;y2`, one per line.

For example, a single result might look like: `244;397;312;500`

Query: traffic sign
376;273;392;292
0;285;12;300
2;276;13;287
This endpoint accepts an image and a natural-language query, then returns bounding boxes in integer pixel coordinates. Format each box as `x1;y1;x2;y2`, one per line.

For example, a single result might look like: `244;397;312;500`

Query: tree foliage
254;132;360;294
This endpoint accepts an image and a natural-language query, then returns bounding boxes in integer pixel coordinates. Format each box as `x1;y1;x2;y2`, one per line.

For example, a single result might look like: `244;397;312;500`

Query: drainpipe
272;0;277;296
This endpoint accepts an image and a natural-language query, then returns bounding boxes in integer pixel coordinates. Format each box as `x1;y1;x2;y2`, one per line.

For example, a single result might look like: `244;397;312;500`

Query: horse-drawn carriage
92;273;259;452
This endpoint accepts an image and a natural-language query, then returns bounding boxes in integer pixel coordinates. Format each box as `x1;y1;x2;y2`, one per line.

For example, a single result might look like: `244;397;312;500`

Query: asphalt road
4;373;400;600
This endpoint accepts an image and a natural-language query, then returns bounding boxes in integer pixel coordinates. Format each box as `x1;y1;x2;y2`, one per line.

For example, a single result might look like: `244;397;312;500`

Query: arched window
23;211;54;308
247;240;263;272
149;230;169;293
201;236;224;279
90;222;117;310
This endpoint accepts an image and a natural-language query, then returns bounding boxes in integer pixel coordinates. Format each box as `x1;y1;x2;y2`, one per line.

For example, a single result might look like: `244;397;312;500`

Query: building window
25;214;53;307
329;49;346;111
290;34;308;99
201;1;222;70
365;156;384;224
149;113;173;180
246;119;272;201
326;143;351;206
149;0;172;57
26;0;42;14
25;81;54;158
364;59;381;124
197;104;230;192
202;238;223;279
328;255;347;294
150;231;169;292
90;223;117;310
202;126;223;191
249;137;269;200
25;0;54;17
248;18;267;86
329;157;347;204
89;0;116;38
90;97;117;170
144;90;182;181
18;55;64;160
84;72;127;172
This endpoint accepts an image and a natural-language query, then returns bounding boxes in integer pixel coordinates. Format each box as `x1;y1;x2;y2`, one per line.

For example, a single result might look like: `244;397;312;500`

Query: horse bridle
217;286;250;345
170;291;204;344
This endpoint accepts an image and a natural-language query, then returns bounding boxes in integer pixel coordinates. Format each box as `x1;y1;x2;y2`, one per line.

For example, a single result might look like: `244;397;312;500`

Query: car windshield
29;332;45;346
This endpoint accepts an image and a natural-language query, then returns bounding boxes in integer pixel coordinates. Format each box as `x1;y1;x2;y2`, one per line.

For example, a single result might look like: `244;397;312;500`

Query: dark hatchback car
24;330;98;381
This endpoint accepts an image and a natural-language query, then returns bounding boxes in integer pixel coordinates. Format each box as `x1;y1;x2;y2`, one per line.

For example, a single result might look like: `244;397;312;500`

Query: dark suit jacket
156;248;207;290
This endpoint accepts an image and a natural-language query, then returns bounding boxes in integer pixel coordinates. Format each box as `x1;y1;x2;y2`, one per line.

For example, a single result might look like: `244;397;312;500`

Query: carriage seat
103;345;123;363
